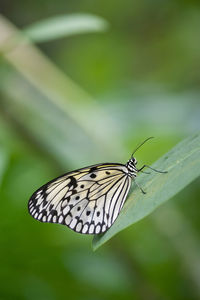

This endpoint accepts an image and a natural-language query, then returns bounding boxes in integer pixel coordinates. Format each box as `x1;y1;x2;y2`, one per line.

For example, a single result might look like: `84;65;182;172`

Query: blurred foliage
0;1;200;300
24;14;109;42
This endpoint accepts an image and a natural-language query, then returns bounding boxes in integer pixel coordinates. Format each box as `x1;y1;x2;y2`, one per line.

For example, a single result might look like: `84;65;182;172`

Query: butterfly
28;137;166;234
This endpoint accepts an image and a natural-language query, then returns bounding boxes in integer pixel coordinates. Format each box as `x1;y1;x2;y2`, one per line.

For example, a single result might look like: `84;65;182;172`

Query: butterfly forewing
28;163;132;234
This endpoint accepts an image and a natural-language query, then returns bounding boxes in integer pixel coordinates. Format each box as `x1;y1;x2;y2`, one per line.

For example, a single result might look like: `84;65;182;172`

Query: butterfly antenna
131;137;154;157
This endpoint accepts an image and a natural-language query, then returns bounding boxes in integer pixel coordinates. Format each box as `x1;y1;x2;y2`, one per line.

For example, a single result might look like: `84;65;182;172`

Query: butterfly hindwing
28;163;132;234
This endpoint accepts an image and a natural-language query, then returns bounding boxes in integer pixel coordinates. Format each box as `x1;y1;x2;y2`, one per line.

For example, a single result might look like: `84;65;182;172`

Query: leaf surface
93;133;200;250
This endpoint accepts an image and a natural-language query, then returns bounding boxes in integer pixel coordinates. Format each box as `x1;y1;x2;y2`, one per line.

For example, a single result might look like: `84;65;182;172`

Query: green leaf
23;13;109;42
93;132;200;250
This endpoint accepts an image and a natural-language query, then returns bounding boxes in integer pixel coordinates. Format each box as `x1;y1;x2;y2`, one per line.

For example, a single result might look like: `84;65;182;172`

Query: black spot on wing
30;197;37;205
90;173;96;178
50;209;57;216
71;189;77;195
89;167;98;173
41;209;47;217
42;200;48;207
68;176;78;189
49;204;54;210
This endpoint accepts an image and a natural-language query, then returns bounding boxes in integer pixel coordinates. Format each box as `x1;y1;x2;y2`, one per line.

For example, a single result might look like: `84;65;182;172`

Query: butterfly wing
28;163;132;234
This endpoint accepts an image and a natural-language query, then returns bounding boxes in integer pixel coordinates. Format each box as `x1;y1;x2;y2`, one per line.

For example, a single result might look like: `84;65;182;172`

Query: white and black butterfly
28;138;166;234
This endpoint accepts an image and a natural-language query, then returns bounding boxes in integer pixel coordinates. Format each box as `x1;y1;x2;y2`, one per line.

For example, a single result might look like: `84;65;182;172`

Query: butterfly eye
132;157;137;164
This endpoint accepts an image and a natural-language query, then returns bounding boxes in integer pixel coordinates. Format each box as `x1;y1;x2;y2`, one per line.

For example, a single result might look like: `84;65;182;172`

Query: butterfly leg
134;180;146;194
138;165;167;174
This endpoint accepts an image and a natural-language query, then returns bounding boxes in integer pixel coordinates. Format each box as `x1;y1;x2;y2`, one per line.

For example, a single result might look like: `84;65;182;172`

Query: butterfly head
127;137;154;177
131;157;137;165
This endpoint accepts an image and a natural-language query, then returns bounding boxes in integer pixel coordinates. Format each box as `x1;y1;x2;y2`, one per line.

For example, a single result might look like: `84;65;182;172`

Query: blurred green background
0;1;200;299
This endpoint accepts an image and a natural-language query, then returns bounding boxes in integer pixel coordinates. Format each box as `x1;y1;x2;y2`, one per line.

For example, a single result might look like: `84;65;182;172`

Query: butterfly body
28;137;166;235
28;158;138;235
